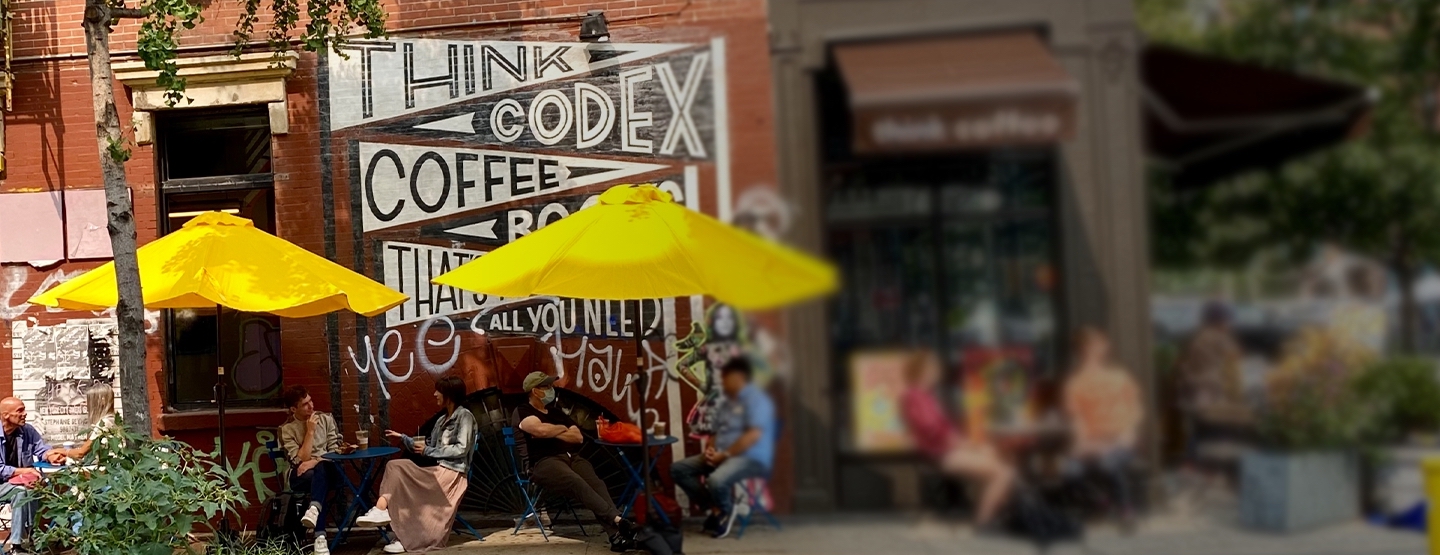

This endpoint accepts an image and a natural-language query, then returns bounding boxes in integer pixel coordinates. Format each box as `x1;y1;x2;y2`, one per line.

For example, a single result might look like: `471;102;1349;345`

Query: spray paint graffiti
732;186;793;242
213;429;284;503
554;335;671;425
0;267;84;320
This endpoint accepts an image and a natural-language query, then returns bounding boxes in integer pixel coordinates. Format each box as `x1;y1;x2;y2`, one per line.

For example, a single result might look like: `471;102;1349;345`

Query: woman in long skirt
356;376;476;553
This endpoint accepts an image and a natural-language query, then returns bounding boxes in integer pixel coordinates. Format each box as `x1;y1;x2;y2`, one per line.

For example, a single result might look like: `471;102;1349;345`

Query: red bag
596;416;643;444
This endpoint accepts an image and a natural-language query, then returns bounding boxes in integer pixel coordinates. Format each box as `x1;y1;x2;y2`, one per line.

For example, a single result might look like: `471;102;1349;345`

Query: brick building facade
0;0;788;518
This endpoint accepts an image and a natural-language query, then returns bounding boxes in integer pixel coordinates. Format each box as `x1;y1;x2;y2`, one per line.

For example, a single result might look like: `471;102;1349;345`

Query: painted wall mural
323;36;734;451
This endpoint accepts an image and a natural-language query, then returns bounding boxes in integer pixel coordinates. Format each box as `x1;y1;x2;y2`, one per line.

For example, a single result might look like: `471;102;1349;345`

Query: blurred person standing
672;357;777;538
899;351;1015;529
1062;327;1143;526
1176;302;1251;448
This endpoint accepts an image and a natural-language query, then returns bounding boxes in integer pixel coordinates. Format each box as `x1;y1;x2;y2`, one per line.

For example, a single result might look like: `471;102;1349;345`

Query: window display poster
959;346;1035;440
849;349;919;454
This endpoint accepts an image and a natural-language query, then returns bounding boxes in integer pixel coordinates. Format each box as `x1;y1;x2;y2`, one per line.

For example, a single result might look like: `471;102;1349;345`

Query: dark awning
1143;45;1373;189
834;31;1079;154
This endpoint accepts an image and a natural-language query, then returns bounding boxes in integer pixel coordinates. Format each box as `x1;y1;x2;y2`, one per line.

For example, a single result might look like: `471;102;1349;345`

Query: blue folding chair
452;429;484;542
501;425;591;541
502;426;553;541
732;477;781;539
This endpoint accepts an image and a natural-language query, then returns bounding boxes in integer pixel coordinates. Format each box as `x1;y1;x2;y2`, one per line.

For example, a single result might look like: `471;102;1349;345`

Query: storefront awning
834;31;1079;154
1143;45;1374;189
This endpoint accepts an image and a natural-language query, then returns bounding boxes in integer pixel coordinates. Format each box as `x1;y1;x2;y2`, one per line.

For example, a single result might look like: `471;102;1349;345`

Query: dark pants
1063;448;1134;514
531;454;620;534
291;460;342;532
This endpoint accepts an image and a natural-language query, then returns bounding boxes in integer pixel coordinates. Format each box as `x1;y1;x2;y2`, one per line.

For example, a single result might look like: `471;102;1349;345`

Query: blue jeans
291;460;341;532
0;483;34;548
1064;447;1134;513
671;455;766;516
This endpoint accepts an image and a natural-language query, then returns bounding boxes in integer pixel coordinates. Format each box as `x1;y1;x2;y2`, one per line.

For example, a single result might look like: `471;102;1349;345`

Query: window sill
158;407;290;432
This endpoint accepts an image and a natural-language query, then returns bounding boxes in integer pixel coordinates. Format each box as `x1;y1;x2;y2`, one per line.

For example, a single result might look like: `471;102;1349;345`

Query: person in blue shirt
671;357;776;538
0;397;64;554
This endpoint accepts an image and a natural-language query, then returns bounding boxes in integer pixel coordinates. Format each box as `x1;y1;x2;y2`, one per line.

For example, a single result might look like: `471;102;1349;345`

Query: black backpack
255;492;307;553
1004;490;1082;549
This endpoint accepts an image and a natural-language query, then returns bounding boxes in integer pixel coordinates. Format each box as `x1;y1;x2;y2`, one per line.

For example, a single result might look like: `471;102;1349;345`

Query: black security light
580;10;610;42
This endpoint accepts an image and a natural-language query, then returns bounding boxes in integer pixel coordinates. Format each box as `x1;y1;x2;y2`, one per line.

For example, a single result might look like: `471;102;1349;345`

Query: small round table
324;446;400;549
595;435;679;526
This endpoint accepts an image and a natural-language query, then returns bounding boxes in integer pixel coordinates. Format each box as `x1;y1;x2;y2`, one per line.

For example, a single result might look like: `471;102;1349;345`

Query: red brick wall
0;0;783;520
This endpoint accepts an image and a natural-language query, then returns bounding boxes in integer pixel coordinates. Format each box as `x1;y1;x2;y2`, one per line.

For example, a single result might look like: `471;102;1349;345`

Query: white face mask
541;389;556;405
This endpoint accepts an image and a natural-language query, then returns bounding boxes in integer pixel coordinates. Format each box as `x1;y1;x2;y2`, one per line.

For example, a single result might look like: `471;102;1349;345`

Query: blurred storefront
769;0;1152;512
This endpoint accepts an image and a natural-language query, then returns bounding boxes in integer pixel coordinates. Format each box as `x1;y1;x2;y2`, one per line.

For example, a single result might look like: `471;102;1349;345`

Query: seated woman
1063;327;1143;526
900;352;1015;529
56;384;117;461
356;376;476;554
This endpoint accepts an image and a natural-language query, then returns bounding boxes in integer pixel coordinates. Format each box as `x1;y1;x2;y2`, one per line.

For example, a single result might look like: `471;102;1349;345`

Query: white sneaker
382;540;406;554
312;534;330;555
301;504;320;529
356;507;391;528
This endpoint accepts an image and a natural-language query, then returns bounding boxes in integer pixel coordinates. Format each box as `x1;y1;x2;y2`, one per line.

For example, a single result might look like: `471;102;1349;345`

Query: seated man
671;357;776;538
0;397;64;554
1063;328;1143;526
279;386;352;555
516;372;633;551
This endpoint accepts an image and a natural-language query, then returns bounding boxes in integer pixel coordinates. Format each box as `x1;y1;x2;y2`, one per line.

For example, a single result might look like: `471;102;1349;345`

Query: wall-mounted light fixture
580;10;610;42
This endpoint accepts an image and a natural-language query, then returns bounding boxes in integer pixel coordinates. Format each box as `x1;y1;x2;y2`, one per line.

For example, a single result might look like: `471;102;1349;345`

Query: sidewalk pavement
334;513;1429;555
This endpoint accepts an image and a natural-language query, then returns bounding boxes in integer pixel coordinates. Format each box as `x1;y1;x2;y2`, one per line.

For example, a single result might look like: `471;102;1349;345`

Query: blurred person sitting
53;384;118;461
355;376;475;554
899;352;1015;529
1062;327;1143;526
671;357;776;538
515;372;635;551
279;385;354;555
1177;302;1248;421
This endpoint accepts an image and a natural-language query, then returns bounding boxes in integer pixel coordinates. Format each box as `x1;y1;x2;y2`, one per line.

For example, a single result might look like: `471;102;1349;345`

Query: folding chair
731;476;780;539
451;428;485;542
502;425;589;541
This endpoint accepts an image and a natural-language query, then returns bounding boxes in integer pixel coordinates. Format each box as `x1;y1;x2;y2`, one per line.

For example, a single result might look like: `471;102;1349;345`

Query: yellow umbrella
28;211;406;537
431;184;837;310
432;183;835;506
29;211;406;317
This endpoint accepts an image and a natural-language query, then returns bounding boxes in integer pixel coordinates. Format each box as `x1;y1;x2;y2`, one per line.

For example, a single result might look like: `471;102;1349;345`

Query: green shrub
1356;357;1440;440
30;420;247;555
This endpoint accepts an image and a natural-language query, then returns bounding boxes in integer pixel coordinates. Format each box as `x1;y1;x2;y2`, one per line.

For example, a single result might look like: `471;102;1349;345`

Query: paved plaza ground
332;512;1429;555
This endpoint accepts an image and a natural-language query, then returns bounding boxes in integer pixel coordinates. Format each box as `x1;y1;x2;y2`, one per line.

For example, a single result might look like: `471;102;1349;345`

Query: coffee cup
413;436;427;451
355;430;370;450
651;423;667;439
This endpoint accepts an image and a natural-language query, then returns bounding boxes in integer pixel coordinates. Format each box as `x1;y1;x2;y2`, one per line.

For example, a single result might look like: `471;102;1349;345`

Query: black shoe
609;532;635;553
617;517;637;536
712;510;739;539
702;512;721;534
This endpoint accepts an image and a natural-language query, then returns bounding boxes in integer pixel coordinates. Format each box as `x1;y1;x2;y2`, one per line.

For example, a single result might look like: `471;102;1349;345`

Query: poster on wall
848;349;920;454
958;346;1035;439
10;318;120;443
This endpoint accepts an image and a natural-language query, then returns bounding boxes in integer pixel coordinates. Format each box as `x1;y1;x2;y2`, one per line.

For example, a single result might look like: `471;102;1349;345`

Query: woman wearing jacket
356;376;476;553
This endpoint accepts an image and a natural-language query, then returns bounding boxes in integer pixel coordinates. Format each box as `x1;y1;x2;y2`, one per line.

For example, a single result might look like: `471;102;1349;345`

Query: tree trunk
83;0;151;435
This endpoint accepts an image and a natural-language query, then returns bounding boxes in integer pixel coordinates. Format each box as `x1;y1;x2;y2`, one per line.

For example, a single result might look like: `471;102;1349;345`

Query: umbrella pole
215;303;232;540
632;298;652;518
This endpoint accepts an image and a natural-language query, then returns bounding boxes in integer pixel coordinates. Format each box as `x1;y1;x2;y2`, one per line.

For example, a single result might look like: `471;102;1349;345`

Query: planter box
1240;450;1358;532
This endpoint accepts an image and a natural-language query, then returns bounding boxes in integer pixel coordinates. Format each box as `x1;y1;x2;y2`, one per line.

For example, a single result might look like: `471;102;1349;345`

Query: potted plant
1241;328;1377;532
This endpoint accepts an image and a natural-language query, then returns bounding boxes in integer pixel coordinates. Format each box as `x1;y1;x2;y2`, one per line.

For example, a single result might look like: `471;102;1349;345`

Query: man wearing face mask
516;372;633;552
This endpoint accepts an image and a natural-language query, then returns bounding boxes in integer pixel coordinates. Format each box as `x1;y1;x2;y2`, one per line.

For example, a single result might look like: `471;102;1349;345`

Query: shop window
826;152;1061;453
156;107;282;410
